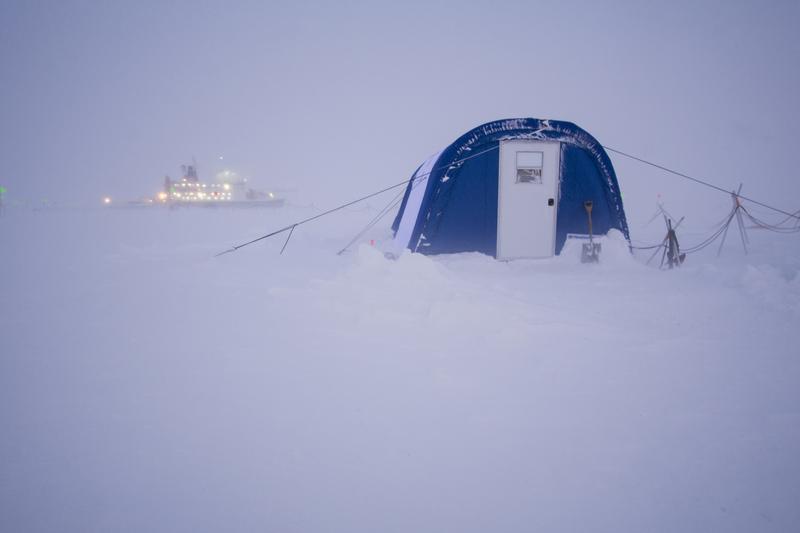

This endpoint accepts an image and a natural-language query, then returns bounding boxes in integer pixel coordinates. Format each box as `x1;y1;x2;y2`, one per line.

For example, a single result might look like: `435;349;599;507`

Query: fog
2;2;799;532
3;1;799;223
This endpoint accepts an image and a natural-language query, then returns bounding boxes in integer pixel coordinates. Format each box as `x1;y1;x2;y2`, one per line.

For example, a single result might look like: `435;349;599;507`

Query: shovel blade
581;242;601;263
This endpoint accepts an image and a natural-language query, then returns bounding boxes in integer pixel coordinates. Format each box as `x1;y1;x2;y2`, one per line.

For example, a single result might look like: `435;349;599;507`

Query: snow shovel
581;200;601;263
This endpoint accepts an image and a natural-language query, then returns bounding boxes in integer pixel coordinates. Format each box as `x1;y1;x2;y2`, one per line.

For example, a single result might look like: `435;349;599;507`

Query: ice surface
1;205;798;533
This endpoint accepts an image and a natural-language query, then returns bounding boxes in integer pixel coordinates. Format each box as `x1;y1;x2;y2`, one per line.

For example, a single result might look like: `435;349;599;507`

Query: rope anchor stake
280;224;297;255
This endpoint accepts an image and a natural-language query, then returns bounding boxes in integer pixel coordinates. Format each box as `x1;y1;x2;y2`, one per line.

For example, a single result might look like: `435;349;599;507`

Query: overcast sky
1;0;798;224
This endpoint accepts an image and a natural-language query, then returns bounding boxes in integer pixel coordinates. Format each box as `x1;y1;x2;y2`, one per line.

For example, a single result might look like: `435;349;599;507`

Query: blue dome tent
390;118;629;259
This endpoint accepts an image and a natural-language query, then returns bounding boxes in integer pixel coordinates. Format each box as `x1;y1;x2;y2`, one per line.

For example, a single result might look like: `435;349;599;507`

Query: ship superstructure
157;163;282;207
162;164;235;203
103;162;284;208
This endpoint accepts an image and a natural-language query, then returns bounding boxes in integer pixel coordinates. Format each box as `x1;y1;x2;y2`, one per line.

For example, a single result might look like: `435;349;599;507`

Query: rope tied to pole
214;145;499;257
280;224;297;255
603;145;800;222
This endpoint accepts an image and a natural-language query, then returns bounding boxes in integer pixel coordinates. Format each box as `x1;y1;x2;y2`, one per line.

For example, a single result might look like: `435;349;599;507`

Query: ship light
223;183;230;191
157;192;168;201
268;192;274;198
103;197;112;204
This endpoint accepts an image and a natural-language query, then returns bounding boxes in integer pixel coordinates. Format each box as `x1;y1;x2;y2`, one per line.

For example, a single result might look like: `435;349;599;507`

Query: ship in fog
106;162;284;208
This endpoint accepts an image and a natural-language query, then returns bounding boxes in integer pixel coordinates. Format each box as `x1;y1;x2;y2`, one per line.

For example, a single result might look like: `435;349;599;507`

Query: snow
389;149;442;257
1;205;799;532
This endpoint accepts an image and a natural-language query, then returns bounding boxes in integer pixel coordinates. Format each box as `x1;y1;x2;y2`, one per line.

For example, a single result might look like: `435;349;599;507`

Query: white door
497;140;560;259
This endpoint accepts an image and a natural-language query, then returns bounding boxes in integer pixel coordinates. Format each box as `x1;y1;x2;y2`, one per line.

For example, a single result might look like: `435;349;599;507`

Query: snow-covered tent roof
390;118;629;258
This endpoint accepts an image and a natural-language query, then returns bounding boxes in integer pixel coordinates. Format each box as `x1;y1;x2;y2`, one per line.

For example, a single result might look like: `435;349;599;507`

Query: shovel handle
584;200;594;239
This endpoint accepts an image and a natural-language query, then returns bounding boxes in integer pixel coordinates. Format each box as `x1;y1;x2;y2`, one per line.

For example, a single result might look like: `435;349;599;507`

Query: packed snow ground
1;204;799;532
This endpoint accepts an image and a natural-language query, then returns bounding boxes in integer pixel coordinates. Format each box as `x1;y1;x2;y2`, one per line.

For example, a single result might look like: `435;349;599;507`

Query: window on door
516;151;543;184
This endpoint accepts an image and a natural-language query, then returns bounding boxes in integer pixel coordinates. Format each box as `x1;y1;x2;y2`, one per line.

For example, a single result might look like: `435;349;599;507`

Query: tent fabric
386;150;443;258
391;118;629;257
